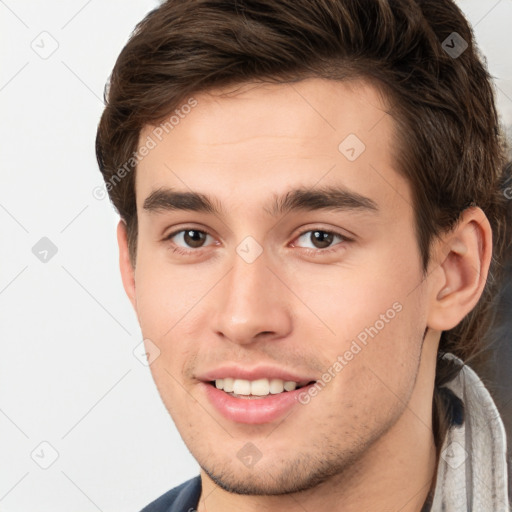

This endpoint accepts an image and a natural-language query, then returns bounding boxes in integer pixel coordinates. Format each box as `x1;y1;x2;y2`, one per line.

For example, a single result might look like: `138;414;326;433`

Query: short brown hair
95;0;511;450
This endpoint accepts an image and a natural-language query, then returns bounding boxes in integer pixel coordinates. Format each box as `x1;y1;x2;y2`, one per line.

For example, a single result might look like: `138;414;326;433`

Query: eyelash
163;227;352;257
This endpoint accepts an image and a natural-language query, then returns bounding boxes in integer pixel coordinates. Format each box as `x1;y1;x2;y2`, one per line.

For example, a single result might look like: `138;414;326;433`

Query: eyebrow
142;185;379;217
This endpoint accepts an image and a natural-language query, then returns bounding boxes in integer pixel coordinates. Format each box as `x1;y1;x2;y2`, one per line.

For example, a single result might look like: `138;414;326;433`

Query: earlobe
427;207;492;331
117;219;137;311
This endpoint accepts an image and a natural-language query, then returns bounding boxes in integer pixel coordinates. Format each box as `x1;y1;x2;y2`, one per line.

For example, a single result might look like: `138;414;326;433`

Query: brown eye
165;229;213;250
295;229;345;250
182;229;207;248
310;230;334;249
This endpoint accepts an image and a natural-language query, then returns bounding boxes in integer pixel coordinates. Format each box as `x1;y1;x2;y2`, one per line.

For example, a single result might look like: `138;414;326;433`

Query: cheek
133;246;210;339
291;251;426;399
132;250;222;403
298;287;426;444
294;254;420;340
133;261;201;418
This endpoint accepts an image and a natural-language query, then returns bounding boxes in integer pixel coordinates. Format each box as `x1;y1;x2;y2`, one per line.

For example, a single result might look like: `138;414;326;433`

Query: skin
117;78;492;512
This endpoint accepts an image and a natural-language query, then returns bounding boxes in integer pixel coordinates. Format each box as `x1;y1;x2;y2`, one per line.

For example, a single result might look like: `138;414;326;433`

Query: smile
212;377;314;398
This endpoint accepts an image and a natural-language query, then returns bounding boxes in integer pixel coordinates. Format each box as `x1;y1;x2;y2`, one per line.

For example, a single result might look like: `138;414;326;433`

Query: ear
117;219;137;312
427;207;492;331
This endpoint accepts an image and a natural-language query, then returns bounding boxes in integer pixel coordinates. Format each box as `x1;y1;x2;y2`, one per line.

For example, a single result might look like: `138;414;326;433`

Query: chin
198;449;358;496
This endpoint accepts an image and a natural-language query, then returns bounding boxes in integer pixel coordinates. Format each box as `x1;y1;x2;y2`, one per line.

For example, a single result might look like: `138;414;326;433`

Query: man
95;0;511;510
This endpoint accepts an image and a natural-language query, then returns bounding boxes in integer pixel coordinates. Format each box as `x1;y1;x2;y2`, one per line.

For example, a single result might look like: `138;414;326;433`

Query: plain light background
0;1;511;511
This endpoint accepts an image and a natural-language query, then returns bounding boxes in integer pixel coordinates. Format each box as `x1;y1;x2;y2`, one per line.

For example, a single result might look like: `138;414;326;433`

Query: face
126;78;435;495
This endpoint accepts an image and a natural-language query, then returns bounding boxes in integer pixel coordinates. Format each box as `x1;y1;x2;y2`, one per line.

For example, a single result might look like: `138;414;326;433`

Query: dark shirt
140;476;201;512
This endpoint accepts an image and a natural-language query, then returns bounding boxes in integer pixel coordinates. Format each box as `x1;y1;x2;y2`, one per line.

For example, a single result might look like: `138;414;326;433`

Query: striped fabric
430;353;510;511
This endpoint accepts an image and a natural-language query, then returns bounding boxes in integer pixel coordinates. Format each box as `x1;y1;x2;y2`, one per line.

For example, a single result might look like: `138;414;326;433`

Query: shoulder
139;475;202;512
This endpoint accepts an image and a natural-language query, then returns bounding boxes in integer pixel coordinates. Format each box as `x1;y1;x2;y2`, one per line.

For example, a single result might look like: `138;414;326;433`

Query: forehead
135;78;410;216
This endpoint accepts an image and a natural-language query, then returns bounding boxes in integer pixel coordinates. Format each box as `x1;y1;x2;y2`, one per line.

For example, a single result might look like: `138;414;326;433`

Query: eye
164;228;216;253
162;226;351;257
292;229;349;252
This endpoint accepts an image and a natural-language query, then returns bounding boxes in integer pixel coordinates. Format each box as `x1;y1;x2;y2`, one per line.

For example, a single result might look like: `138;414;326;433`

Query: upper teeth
215;378;299;396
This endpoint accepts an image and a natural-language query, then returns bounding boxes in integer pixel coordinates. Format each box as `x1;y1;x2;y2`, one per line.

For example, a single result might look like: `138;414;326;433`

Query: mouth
197;365;319;423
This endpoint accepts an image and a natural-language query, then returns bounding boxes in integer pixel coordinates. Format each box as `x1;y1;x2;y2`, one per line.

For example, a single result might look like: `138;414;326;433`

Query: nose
211;248;293;345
